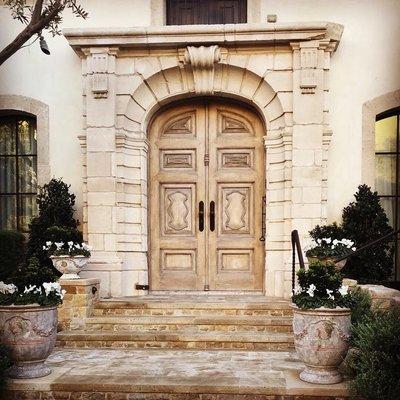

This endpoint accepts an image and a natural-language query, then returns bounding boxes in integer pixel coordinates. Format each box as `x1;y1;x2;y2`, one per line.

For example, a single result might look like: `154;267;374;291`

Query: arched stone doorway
148;98;266;292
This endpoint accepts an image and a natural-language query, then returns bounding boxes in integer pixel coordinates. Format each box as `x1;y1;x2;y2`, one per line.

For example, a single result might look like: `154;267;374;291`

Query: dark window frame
166;0;247;25
375;107;400;280
0;114;37;232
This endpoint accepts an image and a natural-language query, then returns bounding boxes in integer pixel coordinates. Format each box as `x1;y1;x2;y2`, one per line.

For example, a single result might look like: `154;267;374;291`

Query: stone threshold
5;348;349;399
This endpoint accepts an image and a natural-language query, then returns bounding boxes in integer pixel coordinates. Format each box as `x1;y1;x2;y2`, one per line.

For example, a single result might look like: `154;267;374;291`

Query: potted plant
305;237;356;270
291;260;353;384
0;257;65;379
45;238;91;280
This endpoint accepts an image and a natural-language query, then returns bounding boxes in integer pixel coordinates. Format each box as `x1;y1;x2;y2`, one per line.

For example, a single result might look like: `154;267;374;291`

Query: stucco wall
0;0;399;224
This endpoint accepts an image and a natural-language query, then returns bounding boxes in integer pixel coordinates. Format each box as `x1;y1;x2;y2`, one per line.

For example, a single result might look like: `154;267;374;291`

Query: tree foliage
0;0;88;65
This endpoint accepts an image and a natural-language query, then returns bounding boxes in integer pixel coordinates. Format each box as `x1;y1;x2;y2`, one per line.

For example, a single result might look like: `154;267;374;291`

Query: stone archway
66;22;342;298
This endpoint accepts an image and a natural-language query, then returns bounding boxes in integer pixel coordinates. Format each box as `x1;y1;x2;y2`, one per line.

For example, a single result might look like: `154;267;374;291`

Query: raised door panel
149;104;206;290
208;104;264;291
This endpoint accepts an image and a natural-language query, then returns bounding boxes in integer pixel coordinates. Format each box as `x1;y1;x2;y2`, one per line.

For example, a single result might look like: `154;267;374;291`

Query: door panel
150;104;206;290
149;100;265;291
207;103;264;290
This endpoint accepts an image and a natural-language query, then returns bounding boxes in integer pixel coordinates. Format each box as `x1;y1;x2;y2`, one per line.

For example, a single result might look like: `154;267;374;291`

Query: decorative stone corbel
179;45;221;94
84;47;119;99
299;47;318;94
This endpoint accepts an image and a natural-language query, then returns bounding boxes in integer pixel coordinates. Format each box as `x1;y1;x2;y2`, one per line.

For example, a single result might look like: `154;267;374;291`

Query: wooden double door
149;100;265;291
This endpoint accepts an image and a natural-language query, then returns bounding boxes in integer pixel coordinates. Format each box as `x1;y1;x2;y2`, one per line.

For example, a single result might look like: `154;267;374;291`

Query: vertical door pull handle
199;201;204;232
210;201;215;232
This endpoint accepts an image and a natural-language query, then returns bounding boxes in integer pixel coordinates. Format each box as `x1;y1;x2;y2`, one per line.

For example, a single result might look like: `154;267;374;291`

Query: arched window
375;108;400;277
0;113;38;232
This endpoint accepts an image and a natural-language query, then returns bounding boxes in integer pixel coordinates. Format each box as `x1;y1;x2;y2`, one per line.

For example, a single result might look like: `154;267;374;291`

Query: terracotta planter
0;304;57;378
292;305;351;384
50;255;89;279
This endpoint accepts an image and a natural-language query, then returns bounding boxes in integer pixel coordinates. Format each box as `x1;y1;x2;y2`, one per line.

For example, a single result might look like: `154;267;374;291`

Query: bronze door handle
199;201;204;232
210;201;215;232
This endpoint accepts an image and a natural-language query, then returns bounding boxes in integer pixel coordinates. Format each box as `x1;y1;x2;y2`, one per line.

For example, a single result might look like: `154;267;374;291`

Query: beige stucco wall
1;0;399;224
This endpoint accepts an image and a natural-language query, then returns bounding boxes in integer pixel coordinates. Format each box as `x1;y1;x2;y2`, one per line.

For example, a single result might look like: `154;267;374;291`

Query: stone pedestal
58;278;100;330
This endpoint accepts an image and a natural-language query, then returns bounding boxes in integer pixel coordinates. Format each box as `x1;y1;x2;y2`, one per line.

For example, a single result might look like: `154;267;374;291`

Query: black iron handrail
291;230;305;291
291;228;400;291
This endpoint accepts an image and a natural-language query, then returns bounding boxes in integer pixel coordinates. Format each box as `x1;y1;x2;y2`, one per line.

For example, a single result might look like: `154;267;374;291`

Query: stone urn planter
292;305;351;384
0;304;57;378
51;255;89;279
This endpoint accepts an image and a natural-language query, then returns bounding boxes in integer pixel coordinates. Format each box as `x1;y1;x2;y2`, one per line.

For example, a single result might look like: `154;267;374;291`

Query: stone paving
5;348;349;399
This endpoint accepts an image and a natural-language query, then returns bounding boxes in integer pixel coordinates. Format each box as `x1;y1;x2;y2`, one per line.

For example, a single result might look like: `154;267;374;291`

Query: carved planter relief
0;305;57;378
292;306;351;384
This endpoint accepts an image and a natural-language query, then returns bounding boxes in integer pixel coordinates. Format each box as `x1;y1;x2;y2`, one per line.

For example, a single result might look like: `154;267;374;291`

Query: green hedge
0;230;25;282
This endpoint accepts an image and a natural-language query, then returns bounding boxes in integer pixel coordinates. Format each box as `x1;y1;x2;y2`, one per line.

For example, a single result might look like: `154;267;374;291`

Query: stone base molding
64;22;343;298
58;278;100;330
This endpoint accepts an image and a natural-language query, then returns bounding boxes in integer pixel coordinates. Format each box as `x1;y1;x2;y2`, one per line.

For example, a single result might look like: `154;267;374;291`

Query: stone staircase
57;295;294;351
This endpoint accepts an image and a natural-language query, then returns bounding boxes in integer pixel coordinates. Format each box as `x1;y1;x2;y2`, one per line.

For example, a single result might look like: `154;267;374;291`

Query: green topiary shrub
341;184;394;283
0;230;25;282
16;178;82;285
309;222;345;243
346;308;400;400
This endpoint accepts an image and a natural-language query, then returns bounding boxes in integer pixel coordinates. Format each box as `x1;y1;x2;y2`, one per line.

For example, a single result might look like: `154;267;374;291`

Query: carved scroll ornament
180;45;221;95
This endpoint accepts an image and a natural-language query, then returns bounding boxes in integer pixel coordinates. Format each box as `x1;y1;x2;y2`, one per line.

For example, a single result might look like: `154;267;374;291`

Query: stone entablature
64;22;343;298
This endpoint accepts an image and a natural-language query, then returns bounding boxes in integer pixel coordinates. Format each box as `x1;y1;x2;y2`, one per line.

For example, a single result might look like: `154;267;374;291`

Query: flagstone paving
5;348;349;399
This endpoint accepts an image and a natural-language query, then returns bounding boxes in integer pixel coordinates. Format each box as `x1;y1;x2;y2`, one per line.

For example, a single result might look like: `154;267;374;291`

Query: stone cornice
64;22;343;56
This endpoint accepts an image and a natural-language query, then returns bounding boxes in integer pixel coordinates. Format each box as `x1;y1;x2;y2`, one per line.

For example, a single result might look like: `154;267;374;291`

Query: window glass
375;116;397;152
375;111;400;280
0;116;37;232
166;0;247;25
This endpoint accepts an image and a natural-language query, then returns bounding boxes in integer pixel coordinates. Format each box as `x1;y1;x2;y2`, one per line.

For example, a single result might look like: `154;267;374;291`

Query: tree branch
31;0;45;23
0;0;63;66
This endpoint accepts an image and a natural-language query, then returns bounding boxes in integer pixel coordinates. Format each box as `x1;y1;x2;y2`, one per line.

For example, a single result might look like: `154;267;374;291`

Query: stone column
79;47;122;297
291;40;334;244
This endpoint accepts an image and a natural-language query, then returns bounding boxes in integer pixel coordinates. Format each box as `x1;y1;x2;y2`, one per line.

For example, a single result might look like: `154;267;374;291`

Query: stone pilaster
291;40;334;244
79;47;122;297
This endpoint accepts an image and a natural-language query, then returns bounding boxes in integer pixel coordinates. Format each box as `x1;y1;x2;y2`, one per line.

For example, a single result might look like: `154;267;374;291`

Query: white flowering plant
305;237;356;260
0;280;65;307
292;260;353;309
43;241;91;258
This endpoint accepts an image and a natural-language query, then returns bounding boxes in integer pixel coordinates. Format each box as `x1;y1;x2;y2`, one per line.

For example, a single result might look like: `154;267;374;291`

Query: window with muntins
375;108;400;278
0;115;38;232
166;0;247;25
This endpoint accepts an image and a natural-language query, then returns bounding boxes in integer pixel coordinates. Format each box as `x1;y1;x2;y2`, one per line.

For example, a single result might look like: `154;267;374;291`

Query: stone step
82;315;293;333
93;296;293;317
6;348;349;399
57;330;294;351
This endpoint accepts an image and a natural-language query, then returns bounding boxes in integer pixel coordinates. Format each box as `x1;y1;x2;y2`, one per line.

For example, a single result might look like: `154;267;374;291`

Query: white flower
42;282;62;297
46;241;52;246
68;241;74;248
326;289;335;300
0;281;17;294
325;238;331;244
42;246;47;250
54;242;64;250
306;284;316;297
292;286;302;295
317;239;321;244
333;239;338;245
352;247;356;251
24;285;37;294
74;243;81;249
82;243;92;251
338;285;349;296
